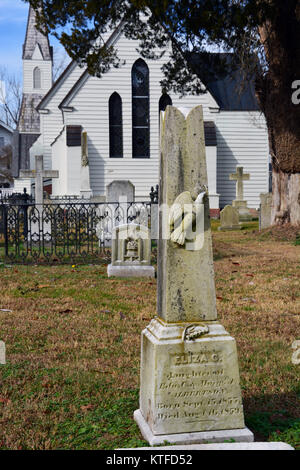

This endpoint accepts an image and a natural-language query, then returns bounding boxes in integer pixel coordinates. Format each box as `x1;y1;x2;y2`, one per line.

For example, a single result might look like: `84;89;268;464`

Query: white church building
15;6;270;213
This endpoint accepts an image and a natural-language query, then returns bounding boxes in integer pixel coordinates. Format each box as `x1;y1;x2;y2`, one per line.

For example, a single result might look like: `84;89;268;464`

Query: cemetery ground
0;221;299;450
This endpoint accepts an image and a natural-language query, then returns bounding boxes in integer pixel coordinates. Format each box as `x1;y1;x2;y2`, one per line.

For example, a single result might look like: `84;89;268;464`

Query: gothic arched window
159;93;172;113
109;92;123;158
132;59;150;158
33;67;41;89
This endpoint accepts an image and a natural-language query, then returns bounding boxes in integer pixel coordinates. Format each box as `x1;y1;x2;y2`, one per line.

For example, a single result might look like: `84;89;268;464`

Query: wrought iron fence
0;200;152;264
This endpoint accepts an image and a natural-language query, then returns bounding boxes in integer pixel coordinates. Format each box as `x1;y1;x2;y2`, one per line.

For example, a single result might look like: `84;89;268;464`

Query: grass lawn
0;221;299;450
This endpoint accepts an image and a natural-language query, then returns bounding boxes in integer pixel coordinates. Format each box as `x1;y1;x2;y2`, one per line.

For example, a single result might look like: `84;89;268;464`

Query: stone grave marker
219;205;241;231
134;105;253;446
106;180;135;204
0;341;5;364
107;223;155;278
259;193;272;230
97;180;136;245
230;166;252;221
20;155;59;205
20;155;58;243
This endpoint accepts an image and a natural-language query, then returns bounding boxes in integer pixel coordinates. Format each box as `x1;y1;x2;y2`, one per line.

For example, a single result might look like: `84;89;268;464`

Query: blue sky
0;0;63;77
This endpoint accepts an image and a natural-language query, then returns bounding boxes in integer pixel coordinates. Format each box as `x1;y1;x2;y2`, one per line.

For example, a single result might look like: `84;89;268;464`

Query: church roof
36;22;259;113
0;120;13;134
37;25;123;112
23;6;52;61
188;52;260;111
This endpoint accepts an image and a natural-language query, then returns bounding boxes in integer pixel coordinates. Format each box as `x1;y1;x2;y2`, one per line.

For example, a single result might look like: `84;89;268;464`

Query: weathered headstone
218;205;241;231
259;193;272;230
230;166;252;222
107;223;155;278
0;341;5;364
20;155;59;205
134;105;253;445
103;180;136;242
150;204;159;240
106;180;135;203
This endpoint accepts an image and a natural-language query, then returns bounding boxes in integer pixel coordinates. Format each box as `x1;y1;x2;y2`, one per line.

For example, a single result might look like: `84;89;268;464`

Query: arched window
109;92;123;158
159;93;172;113
132;59;150;158
33;67;41;89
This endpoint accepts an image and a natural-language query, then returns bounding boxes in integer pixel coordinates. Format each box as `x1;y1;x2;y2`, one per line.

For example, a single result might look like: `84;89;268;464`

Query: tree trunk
272;168;300;225
256;2;300;226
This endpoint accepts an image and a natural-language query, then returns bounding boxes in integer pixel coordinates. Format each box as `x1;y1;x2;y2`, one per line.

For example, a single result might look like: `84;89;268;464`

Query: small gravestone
230;166;252;222
106;180;135;203
219;205;241;231
107;223;155;278
134;105;253;446
259;193;272;230
20;155;59;205
0;341;5;364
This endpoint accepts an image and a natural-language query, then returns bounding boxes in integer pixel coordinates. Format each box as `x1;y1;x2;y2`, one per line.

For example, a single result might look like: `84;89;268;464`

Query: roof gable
32;43;44;61
187;52;260;111
58;27;219;111
0;121;13;134
23;6;52;61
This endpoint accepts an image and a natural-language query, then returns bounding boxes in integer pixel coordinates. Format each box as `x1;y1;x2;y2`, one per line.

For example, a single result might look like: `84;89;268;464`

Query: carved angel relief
169;185;207;251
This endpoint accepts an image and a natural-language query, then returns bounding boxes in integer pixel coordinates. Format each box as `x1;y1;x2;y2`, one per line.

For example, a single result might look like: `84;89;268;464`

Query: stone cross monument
20;155;59;205
230;166;250;201
229;166;252;221
134;106;253;446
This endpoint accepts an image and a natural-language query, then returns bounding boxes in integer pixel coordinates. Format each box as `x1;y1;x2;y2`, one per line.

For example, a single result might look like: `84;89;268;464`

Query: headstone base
134;409;254;446
122;441;293;450
136;318;249;442
80;190;93;199
232;201;252;222
218;225;241;231
107;264;155;278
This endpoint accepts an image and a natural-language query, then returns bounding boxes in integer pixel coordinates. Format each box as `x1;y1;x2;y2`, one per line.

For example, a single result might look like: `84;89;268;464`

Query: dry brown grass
0;225;299;449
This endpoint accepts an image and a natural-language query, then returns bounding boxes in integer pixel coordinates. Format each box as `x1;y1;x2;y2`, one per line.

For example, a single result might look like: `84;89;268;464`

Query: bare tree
0;46;70;131
0;144;14;184
0;67;22;129
52;46;71;82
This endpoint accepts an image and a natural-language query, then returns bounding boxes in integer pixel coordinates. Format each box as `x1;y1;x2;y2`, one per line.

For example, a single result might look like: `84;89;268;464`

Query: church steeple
22;6;52;61
19;5;53;134
13;5;53;177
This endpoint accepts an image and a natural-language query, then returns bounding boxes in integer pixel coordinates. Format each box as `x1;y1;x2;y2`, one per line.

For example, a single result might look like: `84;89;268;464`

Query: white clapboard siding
23;59;52;95
216;111;269;209
63;33;218;200
39;63;85;170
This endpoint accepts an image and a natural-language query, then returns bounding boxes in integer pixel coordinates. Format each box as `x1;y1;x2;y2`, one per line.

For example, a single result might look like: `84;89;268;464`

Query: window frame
132;59;150;159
